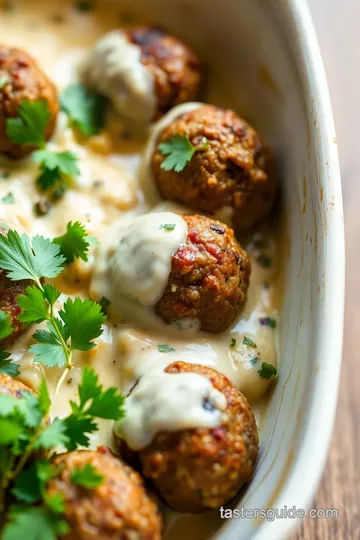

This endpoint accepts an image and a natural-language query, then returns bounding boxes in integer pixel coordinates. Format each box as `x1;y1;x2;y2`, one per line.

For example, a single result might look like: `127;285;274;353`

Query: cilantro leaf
43;283;61;306
0;418;23;444
78;366;102;407
38;378;51;415
30;323;67;368
34;150;80;192
60;84;107;136
0;230;65;283
0;310;14;341
243;336;257;348
86;387;125;419
17;286;48;324
158;344;175;353
230;338;236;348
33;418;69;449
159;135;209;172
12;465;42;503
99;296;110;315
59;298;105;351
258;362;277;379
160;224;176;231
53;221;90;264
6;100;51;148
0;350;20;376
45;493;66;514
71;463;104;489
62;414;97;450
2;506;68;540
1;192;15;204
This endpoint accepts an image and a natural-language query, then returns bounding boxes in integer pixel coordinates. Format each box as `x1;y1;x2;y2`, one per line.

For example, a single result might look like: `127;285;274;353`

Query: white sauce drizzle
90;211;188;320
80;30;156;123
115;366;227;450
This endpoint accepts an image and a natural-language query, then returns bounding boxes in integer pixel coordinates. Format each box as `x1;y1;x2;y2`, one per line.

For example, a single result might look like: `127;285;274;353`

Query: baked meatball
125;26;201;118
0;227;28;347
81;27;201;123
0;46;59;158
117;362;259;513
151;104;277;232
46;448;162;540
155;214;251;333
0;373;34;398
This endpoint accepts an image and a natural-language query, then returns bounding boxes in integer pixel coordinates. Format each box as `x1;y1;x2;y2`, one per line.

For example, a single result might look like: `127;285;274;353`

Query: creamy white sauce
115;366;227;450
90;211;188;323
140;102;204;204
80;30;156;124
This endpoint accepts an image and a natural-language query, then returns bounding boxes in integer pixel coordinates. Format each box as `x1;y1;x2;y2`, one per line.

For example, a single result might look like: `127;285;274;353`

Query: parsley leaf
17;286;49;324
0;310;14;341
258;362;277;379
158;344;175;353
160;224;176;231
259;316;277;328
0;230;65;284
0;350;20;376
243;336;257;348
33;418;69;449
2;506;68;540
53;221;90;264
6;100;51;148
59;298;105;351
60;83;107;136
159;135;209;173
71;463;104;489
1;192;15;204
34;150;80;193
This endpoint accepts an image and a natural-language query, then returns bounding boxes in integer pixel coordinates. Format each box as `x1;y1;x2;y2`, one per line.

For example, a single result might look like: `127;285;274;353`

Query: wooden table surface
293;1;359;538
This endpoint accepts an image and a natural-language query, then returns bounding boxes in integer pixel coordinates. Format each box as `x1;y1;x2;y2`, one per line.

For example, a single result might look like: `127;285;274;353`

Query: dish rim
251;0;345;538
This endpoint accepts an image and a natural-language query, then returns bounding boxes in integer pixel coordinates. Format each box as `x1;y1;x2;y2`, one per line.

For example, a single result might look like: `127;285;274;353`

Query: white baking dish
115;0;345;538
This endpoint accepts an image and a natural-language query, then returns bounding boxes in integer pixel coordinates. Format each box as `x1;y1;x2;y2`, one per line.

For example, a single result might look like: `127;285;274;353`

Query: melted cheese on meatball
80;30;156;123
115;366;227;450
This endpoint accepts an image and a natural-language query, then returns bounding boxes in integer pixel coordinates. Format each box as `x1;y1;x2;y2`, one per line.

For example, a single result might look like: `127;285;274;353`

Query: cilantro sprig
60;84;107;137
0;368;125;538
33;149;80;194
159;134;209;173
6;100;51;148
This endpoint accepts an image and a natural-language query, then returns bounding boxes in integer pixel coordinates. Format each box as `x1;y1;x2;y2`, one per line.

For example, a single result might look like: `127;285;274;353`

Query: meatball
125;26;201;118
81;27;201;124
151;104;277;233
46;448;162;540
117;362;259;513
0;271;29;347
0;373;34;398
0;46;59;158
155;214;251;333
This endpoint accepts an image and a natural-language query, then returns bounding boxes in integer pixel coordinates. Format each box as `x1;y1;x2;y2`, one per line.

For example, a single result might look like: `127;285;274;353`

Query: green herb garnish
0;350;19;376
258;362;277;379
160;224;176;231
158;344;175;353
33;149;80;193
60;84;106;137
259;317;277;329
159;135;209;173
53;221;90;264
71;463;104;489
1;192;14;204
6;100;51;148
243;336;257;348
99;296;111;315
230;338;236;348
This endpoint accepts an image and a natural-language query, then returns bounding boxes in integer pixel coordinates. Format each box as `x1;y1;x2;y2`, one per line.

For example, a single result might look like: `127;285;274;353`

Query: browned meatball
0;46;59;158
0;373;35;397
155;214;250;333
118;362;259;513
0;271;29;347
151;105;277;232
46;448;162;540
125;26;201;117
